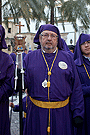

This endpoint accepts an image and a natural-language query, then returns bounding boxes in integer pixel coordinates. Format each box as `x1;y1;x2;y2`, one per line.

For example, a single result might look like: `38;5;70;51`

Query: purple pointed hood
34;24;63;50
74;33;90;66
0;25;7;49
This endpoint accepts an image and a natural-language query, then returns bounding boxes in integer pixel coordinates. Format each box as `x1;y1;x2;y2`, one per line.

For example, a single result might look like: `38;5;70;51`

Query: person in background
0;25;15;135
74;33;90;135
22;48;28;60
9;89;30;131
24;48;28;54
10;51;16;67
62;38;74;57
28;50;32;53
23;24;84;135
68;45;75;53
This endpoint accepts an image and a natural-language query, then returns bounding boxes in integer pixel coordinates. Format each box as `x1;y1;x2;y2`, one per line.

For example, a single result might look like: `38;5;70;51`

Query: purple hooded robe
74;33;90;135
10;52;16;66
0;25;15;135
23;24;84;135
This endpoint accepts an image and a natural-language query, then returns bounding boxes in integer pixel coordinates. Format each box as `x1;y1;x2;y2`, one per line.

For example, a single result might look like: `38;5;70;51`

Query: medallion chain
41;48;58;134
83;63;90;79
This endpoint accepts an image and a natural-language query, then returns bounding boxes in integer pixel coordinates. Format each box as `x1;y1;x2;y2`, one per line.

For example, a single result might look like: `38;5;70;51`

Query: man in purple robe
23;24;84;135
0;25;15;135
74;33;90;135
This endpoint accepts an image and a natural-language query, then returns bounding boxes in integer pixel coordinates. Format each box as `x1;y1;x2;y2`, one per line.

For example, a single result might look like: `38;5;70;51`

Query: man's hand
9;102;15;108
73;116;83;127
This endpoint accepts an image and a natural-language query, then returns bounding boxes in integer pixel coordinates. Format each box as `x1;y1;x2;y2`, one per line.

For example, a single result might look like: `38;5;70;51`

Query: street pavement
9;92;26;135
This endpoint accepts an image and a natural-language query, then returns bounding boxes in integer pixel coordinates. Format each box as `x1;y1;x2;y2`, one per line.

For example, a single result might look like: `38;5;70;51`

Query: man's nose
47;35;52;40
84;42;88;46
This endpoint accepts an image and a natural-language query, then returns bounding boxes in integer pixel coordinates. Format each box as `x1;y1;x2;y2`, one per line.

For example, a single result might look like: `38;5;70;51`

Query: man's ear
39;35;41;43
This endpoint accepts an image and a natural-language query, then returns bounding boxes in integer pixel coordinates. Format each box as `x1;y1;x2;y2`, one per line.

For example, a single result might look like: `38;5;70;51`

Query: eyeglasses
41;33;58;39
82;41;90;45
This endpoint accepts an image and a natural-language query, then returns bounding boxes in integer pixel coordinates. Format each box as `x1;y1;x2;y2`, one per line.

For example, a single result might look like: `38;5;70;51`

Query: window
8;45;11;51
8;28;11;33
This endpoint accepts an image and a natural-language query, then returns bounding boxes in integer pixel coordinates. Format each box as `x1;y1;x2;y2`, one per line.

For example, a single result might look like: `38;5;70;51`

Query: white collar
42;48;57;53
83;55;90;61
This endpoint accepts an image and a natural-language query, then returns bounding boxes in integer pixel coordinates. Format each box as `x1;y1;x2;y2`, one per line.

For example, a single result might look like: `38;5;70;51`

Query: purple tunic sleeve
76;60;90;96
82;85;90;96
69;57;84;119
0;51;15;102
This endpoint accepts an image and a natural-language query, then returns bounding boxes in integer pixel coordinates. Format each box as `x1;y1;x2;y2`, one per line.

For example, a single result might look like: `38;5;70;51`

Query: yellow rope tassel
47;81;50;88
24;112;26;118
47;126;50;133
41;49;58;135
47;108;50;134
24;96;28;118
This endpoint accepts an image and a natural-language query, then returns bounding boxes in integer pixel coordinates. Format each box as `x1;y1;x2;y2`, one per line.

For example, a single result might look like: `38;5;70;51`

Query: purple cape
0;25;7;49
74;33;90;66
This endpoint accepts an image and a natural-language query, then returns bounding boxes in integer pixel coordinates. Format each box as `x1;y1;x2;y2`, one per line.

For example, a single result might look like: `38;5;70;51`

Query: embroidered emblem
58;61;68;69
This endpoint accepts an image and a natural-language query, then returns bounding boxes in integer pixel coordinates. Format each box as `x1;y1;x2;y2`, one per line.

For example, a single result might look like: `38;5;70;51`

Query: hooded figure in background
0;25;15;135
23;24;84;135
74;33;90;135
10;52;16;67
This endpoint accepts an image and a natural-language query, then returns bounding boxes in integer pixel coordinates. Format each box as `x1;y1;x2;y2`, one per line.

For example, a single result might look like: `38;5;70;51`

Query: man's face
81;41;90;57
39;30;58;53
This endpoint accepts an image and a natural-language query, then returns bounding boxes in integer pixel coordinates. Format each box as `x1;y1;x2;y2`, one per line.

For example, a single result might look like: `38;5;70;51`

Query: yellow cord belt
30;96;69;109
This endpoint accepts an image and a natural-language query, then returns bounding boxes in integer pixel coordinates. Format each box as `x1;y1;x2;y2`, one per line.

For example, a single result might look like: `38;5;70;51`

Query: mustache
46;41;52;44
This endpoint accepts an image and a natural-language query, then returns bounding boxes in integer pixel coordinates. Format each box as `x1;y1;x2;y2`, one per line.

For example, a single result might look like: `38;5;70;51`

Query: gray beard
43;46;55;50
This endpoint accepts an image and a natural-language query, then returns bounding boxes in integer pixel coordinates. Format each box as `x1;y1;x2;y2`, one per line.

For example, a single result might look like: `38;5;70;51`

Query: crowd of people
0;24;90;135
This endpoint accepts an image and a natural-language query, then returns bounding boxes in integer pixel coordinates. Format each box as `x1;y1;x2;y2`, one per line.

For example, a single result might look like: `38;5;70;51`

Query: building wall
2;22;36;54
2;22;18;54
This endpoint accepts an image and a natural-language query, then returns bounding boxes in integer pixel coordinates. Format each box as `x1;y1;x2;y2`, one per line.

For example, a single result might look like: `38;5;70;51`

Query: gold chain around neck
41;48;58;135
83;63;90;79
42;49;58;76
42;48;58;100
